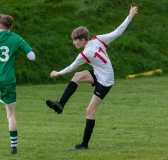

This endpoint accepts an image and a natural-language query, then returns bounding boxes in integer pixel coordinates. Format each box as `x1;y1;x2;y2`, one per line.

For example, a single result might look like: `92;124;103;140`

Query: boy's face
73;39;85;49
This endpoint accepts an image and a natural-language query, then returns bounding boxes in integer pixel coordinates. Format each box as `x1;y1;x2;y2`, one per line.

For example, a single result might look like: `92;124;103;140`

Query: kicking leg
46;70;94;114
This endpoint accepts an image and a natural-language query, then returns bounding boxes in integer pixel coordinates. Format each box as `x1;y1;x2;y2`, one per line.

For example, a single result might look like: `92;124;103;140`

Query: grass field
0;76;168;160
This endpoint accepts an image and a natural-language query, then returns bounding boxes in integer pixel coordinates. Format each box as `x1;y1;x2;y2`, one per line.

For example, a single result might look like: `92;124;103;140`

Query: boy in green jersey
0;14;36;154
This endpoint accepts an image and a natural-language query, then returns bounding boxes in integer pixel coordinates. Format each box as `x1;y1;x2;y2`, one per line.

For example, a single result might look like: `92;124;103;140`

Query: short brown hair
0;14;13;30
71;26;89;41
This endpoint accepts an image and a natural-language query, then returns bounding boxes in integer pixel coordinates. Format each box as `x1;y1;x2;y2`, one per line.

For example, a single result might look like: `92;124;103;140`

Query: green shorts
0;83;16;104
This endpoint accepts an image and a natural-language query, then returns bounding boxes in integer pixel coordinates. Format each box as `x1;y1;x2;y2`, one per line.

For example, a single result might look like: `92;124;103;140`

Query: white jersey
59;16;132;87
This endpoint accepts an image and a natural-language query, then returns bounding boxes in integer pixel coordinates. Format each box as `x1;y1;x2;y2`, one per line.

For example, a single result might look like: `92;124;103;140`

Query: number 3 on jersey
0;46;9;62
94;47;108;64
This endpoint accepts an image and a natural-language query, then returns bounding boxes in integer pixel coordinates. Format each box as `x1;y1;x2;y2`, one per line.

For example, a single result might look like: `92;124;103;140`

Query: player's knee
72;72;82;82
6;114;14;120
86;107;95;117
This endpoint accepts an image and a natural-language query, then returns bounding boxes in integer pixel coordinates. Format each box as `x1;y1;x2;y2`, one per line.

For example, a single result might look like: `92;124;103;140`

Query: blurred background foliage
0;0;167;84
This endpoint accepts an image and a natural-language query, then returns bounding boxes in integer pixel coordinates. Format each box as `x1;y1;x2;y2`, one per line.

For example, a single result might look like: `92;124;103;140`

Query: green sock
9;131;18;148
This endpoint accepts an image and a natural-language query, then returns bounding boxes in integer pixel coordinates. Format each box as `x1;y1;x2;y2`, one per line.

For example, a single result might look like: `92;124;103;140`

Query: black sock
59;81;78;107
81;119;95;147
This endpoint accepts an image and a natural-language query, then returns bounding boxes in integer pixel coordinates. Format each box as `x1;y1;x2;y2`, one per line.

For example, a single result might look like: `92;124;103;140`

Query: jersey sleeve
97;16;132;45
59;54;86;75
26;51;36;61
18;36;32;54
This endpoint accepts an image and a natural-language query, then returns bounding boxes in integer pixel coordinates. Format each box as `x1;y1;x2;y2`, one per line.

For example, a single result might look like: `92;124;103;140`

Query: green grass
0;76;168;159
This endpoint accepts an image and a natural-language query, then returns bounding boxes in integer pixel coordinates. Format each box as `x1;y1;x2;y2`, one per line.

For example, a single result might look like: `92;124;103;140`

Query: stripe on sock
10;136;17;139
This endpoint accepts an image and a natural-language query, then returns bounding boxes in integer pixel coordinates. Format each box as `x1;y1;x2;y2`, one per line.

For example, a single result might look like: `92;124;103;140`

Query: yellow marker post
126;69;163;79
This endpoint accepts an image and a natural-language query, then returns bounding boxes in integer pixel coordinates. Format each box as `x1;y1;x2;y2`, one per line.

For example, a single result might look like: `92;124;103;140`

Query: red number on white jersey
94;47;108;64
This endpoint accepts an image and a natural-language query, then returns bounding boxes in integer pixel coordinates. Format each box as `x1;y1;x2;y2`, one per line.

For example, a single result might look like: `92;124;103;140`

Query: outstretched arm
50;54;86;78
97;6;138;45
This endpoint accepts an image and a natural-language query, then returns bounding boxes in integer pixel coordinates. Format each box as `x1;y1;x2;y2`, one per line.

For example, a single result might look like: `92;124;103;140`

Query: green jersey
0;30;32;84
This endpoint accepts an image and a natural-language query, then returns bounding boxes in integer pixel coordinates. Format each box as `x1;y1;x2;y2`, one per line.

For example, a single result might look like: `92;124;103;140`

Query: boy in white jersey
0;14;35;154
46;6;138;150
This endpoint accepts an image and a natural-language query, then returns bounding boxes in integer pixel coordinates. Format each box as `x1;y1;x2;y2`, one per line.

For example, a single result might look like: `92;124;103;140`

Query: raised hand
129;6;138;18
